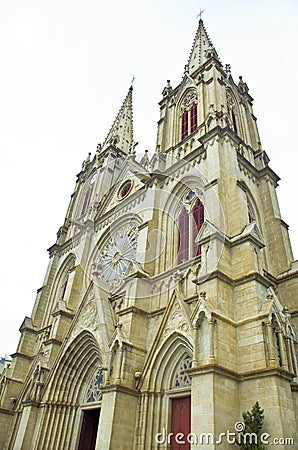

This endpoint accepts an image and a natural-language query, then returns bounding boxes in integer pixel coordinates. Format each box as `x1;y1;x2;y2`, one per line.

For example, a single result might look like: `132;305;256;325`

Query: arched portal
137;332;193;449
32;331;102;450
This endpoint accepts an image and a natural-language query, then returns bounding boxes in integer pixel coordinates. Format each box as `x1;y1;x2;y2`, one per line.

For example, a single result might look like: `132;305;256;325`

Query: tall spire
186;19;218;76
102;86;133;154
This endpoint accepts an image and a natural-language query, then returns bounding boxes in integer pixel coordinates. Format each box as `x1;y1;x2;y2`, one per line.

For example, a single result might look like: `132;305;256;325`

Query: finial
225;64;231;75
162;80;173;97
82;152;91;171
129;140;138;154
238;76;249;93
140;149;149;169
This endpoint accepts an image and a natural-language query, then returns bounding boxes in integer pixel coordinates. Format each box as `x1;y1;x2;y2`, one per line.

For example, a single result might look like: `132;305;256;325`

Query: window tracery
180;92;198;140
99;225;138;290
173;354;192;387
86;369;104;402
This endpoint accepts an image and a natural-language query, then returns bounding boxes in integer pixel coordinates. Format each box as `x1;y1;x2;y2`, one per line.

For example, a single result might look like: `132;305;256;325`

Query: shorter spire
186;19;218;75
101;86;134;154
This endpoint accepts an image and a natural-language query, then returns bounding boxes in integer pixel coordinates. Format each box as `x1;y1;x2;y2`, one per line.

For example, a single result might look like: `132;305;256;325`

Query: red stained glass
120;181;132;198
178;207;189;264
190;103;197;133
181;110;188;139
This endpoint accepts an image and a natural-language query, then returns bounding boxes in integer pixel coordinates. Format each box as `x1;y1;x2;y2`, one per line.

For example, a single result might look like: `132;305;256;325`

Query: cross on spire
130;75;136;87
197;8;205;20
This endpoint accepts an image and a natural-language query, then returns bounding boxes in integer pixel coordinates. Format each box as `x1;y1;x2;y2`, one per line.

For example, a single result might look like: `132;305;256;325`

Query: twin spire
101;85;134;154
186;19;218;76
100;20;218;155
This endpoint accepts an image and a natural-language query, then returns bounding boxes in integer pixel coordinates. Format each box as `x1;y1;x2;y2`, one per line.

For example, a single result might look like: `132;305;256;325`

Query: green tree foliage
238;402;266;449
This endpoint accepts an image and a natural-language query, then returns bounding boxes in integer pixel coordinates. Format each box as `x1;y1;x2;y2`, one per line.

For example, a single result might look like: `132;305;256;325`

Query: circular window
118;180;133;199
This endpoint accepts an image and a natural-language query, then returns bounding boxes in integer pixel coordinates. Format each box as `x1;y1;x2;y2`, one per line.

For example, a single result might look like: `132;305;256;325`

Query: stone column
265;320;277;368
285;337;294;374
208;318;216;364
192;325;199;368
277;330;288;370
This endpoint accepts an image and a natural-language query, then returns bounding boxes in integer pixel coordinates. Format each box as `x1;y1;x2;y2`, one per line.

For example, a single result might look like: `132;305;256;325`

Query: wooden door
78;409;100;450
170;397;191;450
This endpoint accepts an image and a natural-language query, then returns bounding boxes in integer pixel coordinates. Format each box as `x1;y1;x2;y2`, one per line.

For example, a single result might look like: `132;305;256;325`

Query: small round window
118;180;132;199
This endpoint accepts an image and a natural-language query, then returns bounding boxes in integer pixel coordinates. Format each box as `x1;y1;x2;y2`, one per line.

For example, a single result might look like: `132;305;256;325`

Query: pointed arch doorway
78;367;104;450
78;408;101;450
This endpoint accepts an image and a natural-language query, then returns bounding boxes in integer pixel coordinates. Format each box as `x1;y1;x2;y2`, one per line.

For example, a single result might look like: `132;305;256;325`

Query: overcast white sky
0;0;297;357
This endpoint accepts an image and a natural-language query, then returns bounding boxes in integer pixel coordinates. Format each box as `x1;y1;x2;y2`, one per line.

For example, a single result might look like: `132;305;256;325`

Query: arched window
86;369;104;403
226;90;239;135
181;110;188;139
80;172;97;217
81;187;92;216
173;354;192;388
56;256;75;302
231;109;238;134
181;104;198;140
180;92;198;140
178;195;204;264
190;103;198;133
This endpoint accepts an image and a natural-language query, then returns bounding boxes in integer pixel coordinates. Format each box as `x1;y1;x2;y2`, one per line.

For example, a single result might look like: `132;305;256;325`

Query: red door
170;397;191;450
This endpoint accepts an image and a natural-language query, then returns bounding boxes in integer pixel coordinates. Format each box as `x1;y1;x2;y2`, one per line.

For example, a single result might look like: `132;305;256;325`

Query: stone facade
0;19;297;450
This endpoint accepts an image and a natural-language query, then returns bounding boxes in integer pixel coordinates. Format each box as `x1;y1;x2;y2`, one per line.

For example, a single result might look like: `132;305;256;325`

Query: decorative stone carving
82;152;91;171
139;150;150;169
205;43;218;59
96;225;138;290
238;76;249;94
80;301;98;331
162;80;173;98
72;289;98;337
164;301;189;335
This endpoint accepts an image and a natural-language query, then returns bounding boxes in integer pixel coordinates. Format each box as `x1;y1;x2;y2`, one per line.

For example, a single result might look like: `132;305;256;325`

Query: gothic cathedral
0;19;297;450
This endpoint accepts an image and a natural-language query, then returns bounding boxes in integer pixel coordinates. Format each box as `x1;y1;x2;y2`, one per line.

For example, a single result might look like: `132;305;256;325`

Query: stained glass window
178;195;204;264
181;110;189;139
86;369;104;402
119;181;132;199
181;103;198;140
173;355;192;387
190;103;198;133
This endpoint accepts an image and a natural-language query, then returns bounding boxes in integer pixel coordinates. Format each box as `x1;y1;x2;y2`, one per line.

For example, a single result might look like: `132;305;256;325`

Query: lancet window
180;92;198;140
80;172;97;217
178;192;204;264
